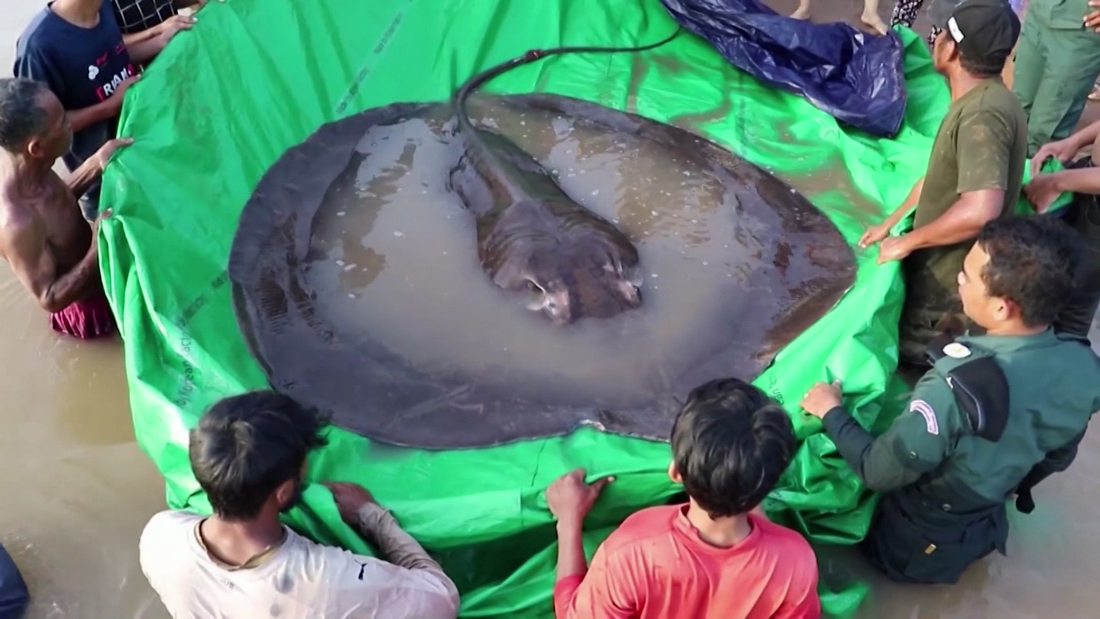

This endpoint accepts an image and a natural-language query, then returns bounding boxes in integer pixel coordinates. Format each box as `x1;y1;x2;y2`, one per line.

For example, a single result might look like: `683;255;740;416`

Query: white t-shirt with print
139;510;459;619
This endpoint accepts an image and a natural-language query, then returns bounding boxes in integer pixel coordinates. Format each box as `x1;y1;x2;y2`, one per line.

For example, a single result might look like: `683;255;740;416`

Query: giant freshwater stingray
228;40;857;450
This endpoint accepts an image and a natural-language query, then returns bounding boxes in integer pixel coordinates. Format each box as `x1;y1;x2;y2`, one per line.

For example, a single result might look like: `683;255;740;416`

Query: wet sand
0;0;1097;618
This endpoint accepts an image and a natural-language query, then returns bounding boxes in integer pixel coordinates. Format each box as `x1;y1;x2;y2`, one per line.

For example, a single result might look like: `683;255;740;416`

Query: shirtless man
0;78;131;338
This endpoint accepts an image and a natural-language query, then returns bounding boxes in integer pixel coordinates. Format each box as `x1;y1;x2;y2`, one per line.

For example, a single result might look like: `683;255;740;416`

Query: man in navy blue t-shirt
13;0;192;218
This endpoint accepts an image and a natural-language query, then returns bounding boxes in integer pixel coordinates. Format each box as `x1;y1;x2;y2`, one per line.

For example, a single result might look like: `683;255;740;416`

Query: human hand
92;137;134;172
546;468;614;528
858;222;890;249
157;14;196;44
90;207;113;233
800;380;842;419
1031;138;1079;175
1023;174;1062;214
109;74;142;106
1086;0;1100;32
322;481;377;526
876;235;912;263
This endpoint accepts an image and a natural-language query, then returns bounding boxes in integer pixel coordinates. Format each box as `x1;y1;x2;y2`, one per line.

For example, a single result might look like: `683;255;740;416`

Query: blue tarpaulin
660;0;908;137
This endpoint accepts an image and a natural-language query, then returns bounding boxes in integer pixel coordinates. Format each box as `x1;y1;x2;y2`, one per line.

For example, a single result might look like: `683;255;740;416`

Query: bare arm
127;15;195;65
127;38;166;65
65;158;105;199
67;77;141;134
899;188;1004;251
859;176;924;248
122;26;162;47
555;518;589;582
883;175;925;229
67;99;122;134
1065;120;1100;155
1040;168;1100;195
0;217;99;313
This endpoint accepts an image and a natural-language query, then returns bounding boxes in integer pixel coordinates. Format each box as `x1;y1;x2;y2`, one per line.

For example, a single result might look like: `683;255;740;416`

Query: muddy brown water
2;0;1099;617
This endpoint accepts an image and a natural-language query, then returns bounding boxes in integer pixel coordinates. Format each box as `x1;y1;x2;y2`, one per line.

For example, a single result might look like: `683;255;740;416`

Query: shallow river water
1;1;1099;618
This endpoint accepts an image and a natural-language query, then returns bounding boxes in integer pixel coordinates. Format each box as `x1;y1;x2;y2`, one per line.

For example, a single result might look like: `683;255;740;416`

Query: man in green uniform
1012;0;1100;156
860;0;1028;369
1024;119;1100;336
801;215;1100;585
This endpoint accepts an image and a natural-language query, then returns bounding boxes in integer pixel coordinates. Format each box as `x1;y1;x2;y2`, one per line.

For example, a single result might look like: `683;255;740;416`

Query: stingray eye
526;280;543;293
604;254;619;273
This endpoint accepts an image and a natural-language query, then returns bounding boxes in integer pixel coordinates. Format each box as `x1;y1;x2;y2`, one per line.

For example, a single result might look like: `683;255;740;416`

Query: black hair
189;391;330;521
976;215;1083;327
959;52;1008;79
0;78;49;153
670;377;797;519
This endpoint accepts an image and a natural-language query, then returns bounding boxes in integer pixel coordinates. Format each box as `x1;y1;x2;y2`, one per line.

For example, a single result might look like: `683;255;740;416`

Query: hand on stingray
546;468;614;527
876;235;912;263
322;481;377;526
801;380;842;419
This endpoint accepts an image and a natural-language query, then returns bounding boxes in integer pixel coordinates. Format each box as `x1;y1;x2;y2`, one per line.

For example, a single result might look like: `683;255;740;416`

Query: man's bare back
0;168;95;304
0;78;131;337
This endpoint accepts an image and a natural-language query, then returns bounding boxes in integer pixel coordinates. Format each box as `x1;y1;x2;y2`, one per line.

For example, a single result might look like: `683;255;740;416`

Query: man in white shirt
138;390;460;619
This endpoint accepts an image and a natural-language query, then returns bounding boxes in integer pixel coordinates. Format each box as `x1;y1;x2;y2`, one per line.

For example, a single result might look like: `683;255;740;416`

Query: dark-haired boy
13;0;194;219
803;216;1100;585
547;378;820;619
138;390;460;619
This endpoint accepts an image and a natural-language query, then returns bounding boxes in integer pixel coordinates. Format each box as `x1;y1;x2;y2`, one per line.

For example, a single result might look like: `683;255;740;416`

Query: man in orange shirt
546;378;821;619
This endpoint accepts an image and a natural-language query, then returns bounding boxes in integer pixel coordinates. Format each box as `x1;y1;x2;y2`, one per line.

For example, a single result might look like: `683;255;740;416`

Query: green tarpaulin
98;0;1067;616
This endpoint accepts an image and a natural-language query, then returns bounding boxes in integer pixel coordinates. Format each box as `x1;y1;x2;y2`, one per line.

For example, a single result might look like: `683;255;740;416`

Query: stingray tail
451;27;683;195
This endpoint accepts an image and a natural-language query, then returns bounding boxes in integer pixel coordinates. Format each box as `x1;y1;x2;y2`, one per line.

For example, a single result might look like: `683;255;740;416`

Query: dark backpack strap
925;338;1010;443
943;358;1010;442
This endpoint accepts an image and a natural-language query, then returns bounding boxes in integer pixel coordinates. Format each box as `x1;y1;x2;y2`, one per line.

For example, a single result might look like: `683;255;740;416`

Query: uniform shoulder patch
910;399;939;436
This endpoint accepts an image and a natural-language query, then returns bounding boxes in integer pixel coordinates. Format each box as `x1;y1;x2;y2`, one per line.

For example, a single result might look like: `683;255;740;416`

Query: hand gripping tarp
98;0;1069;616
660;0;908;137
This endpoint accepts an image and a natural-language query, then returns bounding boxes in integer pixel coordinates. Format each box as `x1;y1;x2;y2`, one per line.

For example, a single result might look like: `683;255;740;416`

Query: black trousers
1053;190;1100;339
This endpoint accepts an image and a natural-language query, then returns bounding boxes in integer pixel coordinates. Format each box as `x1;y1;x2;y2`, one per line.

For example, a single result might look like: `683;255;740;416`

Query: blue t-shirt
13;1;136;209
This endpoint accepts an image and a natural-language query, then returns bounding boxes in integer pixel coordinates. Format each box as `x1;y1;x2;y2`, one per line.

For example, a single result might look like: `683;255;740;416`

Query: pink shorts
49;290;116;339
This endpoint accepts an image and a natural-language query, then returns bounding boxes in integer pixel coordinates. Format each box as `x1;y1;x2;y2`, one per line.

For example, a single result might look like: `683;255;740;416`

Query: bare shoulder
0;191;41;255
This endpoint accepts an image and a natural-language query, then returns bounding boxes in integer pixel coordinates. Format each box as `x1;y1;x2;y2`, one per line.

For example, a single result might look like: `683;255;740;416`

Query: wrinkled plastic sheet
660;0;907;137
98;0;1068;616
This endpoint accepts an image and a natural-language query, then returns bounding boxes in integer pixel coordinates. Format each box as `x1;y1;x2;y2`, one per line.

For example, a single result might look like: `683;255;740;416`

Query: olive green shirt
823;329;1100;507
911;79;1028;290
1030;0;1095;30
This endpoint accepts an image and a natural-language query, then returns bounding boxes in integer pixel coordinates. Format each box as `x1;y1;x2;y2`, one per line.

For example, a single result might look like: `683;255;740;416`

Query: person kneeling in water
547;378;820;619
0;78;129;339
139;390;460;619
802;215;1100;585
